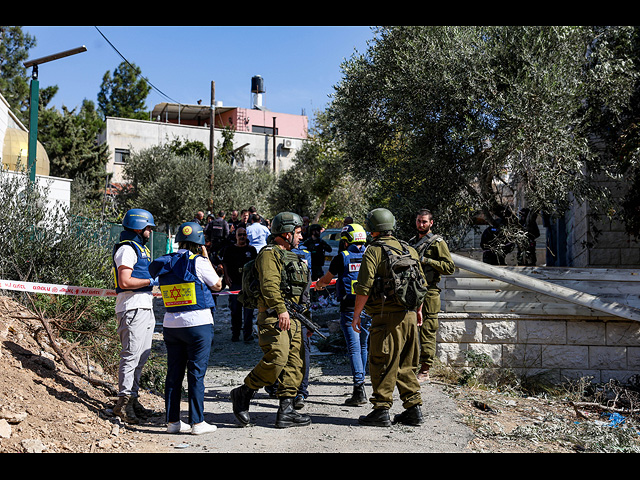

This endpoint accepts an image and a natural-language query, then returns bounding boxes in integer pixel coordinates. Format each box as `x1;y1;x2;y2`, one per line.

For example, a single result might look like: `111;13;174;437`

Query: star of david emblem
169;286;182;301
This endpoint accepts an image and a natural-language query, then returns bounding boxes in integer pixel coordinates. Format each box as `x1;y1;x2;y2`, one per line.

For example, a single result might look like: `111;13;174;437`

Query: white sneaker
167;420;191;434
191;422;217;435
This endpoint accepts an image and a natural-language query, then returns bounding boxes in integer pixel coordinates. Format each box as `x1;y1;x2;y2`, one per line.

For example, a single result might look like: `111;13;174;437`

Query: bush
0;168;121;377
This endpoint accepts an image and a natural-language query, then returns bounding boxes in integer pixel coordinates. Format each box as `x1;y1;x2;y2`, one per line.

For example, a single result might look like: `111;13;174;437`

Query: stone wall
437;313;640;384
437;264;640;383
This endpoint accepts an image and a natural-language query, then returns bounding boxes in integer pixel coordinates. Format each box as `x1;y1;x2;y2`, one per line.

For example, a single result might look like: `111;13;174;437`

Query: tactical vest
112;233;153;294
150;251;216;313
280;248;310;300
336;244;365;301
412;232;443;286
239;245;310;308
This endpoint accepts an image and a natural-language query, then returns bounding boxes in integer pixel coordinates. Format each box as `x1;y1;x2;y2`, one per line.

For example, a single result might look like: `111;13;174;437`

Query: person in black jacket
303;224;332;281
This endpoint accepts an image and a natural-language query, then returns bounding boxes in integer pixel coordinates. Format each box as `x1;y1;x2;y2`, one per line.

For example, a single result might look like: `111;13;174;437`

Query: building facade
100;102;308;185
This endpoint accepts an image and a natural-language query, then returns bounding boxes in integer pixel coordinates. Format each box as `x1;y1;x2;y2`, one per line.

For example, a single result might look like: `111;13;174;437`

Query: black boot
275;398;311;428
358;408;391;427
345;383;367;406
113;395;140;424
293;393;306;410
230;384;256;426
393;405;424;426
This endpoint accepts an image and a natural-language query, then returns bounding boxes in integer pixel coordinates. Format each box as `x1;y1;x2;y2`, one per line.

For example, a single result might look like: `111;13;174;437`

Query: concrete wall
566;178;640;268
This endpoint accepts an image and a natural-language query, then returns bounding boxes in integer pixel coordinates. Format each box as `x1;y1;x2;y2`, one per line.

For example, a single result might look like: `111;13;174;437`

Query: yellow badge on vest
161;282;197;307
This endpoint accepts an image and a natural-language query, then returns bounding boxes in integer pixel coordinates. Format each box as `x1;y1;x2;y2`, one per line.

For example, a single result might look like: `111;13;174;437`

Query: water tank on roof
251;75;265;94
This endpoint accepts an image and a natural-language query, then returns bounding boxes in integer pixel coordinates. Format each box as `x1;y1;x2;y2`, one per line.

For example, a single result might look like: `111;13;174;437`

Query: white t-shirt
114;244;154;314
162;249;221;329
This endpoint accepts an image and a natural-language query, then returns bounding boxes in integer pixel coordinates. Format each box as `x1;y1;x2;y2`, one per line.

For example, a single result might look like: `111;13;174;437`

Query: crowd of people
111;204;456;434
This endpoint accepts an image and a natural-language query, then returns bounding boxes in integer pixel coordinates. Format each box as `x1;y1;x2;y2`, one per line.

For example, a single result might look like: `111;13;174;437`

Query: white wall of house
99;117;305;184
2;169;71;211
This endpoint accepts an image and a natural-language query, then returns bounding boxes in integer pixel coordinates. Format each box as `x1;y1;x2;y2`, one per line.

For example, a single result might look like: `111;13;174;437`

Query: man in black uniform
303;224;332;281
206;210;230;256
221;226;257;342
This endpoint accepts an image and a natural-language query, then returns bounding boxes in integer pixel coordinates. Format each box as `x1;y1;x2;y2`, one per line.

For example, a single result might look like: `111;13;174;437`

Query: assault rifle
283;298;327;339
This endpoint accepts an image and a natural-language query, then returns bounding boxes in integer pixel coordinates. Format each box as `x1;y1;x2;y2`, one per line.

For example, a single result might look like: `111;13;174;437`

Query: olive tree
330;26;639;244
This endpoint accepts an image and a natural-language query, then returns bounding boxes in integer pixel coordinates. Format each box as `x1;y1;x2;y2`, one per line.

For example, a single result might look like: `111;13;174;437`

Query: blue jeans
340;311;371;385
163;323;214;425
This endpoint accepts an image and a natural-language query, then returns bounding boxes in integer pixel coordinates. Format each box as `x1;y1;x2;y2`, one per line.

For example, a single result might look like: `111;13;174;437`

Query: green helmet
365;208;396;232
271;212;303;235
175;222;205;245
341;223;367;244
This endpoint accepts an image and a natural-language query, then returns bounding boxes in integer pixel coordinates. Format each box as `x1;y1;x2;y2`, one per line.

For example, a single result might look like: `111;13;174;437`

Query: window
114;148;130;164
251;125;278;135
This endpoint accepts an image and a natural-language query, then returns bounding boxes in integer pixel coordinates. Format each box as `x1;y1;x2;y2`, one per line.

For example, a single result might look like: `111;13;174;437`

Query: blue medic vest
291;246;312;270
112;230;153;294
149;251;215;313
336;244;365;301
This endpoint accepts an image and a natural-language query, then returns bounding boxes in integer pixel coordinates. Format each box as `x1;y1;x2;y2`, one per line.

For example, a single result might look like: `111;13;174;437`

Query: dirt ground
0;293;623;454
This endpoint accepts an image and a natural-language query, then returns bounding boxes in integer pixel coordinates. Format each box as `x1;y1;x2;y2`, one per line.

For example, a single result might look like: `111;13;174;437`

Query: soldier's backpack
372;239;429;310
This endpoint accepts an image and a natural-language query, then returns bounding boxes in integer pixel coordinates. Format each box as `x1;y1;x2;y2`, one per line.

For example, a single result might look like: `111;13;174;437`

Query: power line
94;26;181;105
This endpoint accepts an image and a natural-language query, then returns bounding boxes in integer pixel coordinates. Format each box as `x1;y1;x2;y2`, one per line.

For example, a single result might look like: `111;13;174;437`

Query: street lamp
23;45;87;183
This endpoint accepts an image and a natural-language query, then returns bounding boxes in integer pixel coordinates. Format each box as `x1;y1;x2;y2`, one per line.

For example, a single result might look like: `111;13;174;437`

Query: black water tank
251;75;265;94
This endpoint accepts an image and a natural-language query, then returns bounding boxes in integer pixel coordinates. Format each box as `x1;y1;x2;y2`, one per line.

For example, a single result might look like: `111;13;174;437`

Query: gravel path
143;296;475;453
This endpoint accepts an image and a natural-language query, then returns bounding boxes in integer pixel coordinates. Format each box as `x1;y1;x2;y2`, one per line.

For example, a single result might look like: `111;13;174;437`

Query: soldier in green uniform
352;208;424;427
230;212;311;429
408;209;455;383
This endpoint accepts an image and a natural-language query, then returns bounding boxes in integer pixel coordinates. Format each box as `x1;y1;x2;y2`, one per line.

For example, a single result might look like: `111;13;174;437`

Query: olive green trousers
419;290;441;367
244;311;304;398
368;310;422;410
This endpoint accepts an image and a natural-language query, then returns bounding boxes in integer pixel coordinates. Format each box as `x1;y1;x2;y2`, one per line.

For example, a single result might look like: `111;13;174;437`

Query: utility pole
209;81;215;211
272;117;277;172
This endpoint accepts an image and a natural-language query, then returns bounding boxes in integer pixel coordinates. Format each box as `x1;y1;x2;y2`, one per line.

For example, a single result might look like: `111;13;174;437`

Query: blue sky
22;26;374;122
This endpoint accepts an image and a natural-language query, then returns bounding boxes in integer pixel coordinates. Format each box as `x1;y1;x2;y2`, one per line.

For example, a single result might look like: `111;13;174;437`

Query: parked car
320;228;342;269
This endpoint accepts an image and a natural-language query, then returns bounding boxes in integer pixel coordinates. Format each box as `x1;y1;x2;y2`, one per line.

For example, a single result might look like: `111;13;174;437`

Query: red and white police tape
0;278;335;298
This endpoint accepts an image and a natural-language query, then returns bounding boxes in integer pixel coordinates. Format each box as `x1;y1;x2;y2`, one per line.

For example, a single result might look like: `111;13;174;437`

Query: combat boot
113;395;140;424
358;408;391;427
275;398;311;428
393;405;424;426
344;383;367;406
230;384;256;426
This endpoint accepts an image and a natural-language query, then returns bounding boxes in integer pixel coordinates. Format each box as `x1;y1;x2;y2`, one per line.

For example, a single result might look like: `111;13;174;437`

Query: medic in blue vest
149;222;222;436
112;208;157;294
111;208;158;425
149;222;222;313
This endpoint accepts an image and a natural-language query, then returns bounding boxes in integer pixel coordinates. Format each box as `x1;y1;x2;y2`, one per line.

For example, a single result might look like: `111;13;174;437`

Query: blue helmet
175;222;205;245
122;209;156;230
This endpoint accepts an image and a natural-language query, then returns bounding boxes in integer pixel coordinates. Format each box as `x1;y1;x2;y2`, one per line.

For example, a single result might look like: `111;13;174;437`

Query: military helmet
341;223;367;244
175;222;205;245
271;212;303;235
122;208;155;230
365;208;396;232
